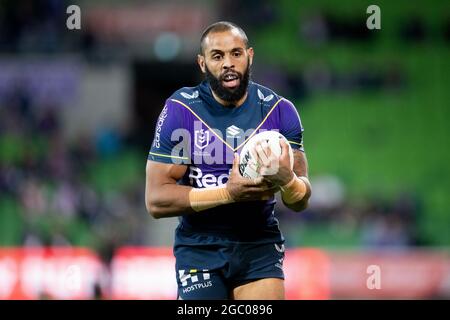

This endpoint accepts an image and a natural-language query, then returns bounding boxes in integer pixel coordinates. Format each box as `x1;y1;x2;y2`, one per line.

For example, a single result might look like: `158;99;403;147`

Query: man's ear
247;47;254;66
197;54;206;73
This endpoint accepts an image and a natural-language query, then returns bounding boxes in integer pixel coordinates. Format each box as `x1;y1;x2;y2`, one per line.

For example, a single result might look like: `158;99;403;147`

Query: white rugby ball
239;130;294;179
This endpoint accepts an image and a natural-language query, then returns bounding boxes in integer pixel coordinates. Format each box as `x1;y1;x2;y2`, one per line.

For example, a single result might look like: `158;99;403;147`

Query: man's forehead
204;29;246;52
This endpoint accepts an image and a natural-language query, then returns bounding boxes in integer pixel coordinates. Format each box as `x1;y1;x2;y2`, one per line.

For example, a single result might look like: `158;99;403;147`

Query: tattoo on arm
292;150;308;177
282;149;311;211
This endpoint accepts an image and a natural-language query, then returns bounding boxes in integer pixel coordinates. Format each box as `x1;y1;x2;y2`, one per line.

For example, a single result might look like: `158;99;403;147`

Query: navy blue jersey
148;80;305;243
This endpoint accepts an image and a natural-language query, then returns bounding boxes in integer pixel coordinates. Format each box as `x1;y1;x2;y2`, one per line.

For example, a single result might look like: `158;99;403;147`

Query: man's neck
210;89;248;108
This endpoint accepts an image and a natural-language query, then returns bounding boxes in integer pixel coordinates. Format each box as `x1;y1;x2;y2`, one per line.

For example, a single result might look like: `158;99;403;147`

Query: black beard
205;63;250;105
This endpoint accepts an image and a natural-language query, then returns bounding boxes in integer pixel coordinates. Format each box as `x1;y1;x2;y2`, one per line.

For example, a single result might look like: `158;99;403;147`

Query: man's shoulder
250;82;300;120
167;85;202;106
250;81;284;103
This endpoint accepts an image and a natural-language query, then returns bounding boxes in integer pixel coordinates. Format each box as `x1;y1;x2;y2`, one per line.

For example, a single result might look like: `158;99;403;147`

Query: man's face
198;29;254;103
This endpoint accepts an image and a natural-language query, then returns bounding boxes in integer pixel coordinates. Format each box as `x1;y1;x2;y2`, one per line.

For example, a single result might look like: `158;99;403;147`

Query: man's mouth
222;73;240;88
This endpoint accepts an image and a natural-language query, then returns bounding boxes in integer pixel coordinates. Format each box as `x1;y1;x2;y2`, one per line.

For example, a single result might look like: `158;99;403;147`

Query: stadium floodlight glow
153;32;182;61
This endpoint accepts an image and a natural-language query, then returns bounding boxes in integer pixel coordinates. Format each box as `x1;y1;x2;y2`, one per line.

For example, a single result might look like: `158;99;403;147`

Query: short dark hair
200;21;249;54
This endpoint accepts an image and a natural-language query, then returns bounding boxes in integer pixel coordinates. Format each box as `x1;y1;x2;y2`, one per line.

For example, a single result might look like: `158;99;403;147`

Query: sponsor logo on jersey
179;269;212;293
226;125;242;138
188;166;230;188
274;244;285;269
180;91;199;99
257;89;274;102
153;105;169;148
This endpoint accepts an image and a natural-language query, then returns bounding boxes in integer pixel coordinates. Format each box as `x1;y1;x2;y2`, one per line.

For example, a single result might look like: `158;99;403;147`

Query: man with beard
145;21;311;300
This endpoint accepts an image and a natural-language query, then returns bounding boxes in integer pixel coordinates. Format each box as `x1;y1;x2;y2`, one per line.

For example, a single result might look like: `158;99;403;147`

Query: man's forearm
146;183;235;218
283;191;310;212
146;183;194;218
281;175;311;212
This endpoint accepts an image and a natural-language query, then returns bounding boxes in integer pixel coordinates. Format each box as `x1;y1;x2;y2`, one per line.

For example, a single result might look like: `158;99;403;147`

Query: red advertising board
1;247;449;299
328;251;450;299
0;247;104;299
110;247;177;300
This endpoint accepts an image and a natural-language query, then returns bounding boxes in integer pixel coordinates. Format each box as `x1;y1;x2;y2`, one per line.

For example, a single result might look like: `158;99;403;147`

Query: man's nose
222;55;234;70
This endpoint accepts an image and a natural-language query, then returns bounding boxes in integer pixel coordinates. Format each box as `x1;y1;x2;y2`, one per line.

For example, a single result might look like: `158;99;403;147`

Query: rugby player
145;21;311;300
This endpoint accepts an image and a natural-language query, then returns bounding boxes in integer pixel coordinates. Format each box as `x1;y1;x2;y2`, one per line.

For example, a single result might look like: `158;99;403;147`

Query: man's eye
212;55;221;60
233;52;241;57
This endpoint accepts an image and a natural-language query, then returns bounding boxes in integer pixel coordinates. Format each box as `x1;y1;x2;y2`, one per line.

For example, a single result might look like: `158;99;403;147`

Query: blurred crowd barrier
0;246;449;300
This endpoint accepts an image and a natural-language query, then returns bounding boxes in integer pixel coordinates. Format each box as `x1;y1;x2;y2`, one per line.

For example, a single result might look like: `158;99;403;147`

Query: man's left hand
250;138;294;188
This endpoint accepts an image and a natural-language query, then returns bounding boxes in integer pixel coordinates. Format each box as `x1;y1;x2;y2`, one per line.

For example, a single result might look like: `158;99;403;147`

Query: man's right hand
226;153;278;202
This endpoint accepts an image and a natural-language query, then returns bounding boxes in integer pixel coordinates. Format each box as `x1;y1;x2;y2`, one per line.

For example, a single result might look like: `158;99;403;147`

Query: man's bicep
292;150;309;177
146;160;188;186
145;160;191;217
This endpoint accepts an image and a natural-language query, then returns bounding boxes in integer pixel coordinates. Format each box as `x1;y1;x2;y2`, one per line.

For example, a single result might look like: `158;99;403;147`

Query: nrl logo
180;91;199;99
257;89;274;102
194;129;210;150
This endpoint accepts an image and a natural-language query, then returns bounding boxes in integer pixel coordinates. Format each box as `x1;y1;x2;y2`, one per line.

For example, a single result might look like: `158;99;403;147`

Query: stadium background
0;0;449;299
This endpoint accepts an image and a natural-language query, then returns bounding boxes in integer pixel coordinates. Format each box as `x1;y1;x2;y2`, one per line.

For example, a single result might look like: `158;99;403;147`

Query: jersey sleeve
148;100;190;164
279;98;305;152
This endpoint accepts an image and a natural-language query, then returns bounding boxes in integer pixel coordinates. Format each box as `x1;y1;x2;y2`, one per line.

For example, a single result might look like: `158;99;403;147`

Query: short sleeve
279;98;305;152
148;100;190;164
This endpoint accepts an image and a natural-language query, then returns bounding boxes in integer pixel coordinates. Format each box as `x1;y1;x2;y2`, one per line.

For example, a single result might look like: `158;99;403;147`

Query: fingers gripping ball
239;131;294;179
